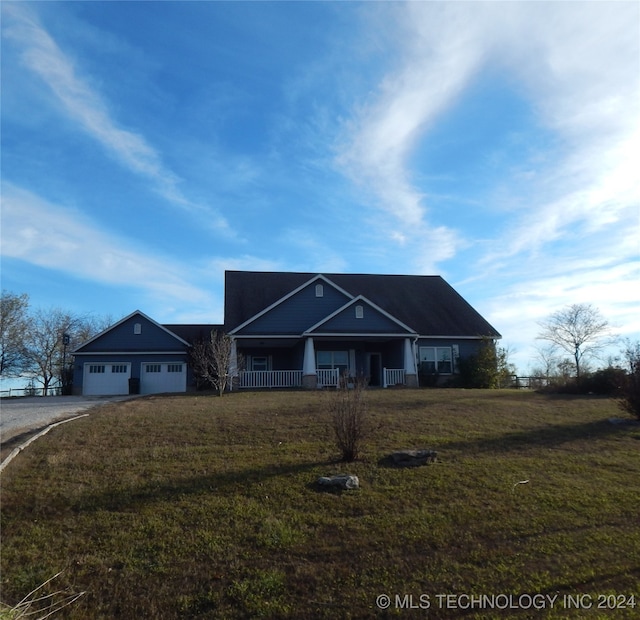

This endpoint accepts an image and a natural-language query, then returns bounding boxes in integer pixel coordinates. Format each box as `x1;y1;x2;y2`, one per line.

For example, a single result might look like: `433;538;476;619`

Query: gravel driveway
0;395;136;441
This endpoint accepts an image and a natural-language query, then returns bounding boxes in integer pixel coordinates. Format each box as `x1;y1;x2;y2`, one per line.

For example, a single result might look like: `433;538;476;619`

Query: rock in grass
390;449;437;467
316;475;360;490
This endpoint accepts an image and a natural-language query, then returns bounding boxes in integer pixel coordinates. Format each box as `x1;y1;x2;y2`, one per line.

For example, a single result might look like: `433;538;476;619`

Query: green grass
1;389;639;618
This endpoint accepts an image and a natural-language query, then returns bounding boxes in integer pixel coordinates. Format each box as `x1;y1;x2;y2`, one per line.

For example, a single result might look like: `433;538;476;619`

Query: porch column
302;337;317;389
404;338;418;388
229;337;238;391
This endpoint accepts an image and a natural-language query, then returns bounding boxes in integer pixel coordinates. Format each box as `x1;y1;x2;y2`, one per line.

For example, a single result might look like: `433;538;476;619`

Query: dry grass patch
1;390;639;618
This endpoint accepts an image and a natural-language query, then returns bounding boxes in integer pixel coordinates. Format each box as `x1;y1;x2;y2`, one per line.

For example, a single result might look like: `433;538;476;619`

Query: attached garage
141;362;186;394
83;362;131;396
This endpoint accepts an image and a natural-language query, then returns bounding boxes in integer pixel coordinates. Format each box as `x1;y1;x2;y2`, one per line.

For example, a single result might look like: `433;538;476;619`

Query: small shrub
329;373;367;461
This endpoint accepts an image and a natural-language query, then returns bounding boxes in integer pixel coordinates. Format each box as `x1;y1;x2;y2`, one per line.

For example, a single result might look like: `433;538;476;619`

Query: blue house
73;271;500;395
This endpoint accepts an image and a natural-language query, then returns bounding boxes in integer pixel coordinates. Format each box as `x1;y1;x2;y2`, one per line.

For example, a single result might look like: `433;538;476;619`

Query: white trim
417;335;502;340
73;310;191;352
304;295;417;335
229;274;354;335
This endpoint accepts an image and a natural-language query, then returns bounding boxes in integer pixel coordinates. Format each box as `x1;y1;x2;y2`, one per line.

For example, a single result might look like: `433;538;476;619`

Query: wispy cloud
337;2;639;266
2;3;229;231
1;183;218;317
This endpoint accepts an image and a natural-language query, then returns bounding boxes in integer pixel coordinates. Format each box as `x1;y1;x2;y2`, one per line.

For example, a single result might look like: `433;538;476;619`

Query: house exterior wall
238;282;349;335
312;304;411;334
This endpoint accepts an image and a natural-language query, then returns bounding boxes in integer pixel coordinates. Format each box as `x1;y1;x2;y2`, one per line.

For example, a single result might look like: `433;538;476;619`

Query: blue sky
2;1;639;373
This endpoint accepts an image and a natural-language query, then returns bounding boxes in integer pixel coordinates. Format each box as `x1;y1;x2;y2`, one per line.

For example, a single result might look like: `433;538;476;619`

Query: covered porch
231;336;417;390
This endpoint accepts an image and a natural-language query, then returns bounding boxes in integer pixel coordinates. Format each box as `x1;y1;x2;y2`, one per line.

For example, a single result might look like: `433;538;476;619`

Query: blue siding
237;282;350;335
79;315;186;352
312;302;412;334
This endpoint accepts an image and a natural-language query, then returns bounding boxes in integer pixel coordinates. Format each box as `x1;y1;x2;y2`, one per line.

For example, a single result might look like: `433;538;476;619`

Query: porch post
229;337;238;391
302;337;317;389
404;338;418;388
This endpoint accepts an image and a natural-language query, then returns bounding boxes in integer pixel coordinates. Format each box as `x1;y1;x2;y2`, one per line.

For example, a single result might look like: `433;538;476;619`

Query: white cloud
1;183;218;315
2;3;229;231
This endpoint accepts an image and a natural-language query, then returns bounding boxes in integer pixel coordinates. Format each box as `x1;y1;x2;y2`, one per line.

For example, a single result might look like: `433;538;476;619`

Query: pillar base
405;373;419;388
302;374;318;389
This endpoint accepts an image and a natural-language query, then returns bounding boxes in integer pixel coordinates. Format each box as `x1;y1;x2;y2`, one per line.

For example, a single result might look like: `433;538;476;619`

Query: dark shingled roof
163;324;223;343
224;271;501;338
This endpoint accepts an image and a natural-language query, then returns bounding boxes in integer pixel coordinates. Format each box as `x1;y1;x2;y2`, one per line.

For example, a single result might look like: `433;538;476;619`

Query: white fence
316;369;340;388
383;368;405;388
238;370;303;389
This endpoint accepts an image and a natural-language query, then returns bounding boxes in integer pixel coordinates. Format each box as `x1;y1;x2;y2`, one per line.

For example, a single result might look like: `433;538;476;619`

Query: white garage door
140;362;186;394
83;363;131;396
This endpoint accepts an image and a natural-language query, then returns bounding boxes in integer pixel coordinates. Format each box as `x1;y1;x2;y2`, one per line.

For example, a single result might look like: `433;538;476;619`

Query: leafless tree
0;290;31;377
537;304;610;380
329;373;368;461
189;330;236;396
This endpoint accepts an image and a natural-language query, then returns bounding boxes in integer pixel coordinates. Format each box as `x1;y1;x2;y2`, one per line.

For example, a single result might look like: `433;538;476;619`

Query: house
72;271;500;395
225;271;501;389
72;311;219;396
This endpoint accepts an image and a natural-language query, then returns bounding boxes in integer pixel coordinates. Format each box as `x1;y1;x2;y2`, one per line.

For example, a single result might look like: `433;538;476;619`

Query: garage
140;362;186;394
83;363;131;396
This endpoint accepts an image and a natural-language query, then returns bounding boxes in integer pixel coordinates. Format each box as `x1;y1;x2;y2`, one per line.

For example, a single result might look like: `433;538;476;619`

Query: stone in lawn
390;449;437;467
316;474;360;491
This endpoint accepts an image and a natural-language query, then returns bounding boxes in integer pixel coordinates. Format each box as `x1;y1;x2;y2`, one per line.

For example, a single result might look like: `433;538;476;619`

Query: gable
307;297;416;335
231;276;351;336
75;311;190;353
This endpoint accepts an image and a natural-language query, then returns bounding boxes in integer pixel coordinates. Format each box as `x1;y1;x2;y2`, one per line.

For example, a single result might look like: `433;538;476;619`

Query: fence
0;387;63;398
316;369;340;388
383;368;405;388
237;370;303;389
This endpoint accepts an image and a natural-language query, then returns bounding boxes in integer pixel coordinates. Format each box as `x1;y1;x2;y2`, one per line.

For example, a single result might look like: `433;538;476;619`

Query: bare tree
188;330;235;396
0;291;31;377
23;307;101;395
329;373;368;462
537;303;610;380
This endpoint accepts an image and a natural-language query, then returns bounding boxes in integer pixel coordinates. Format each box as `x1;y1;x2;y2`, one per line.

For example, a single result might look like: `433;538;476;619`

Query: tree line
0;291;111;395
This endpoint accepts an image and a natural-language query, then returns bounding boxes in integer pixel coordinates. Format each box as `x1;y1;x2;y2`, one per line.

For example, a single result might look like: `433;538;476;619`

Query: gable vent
134;323;142;335
355;305;364;319
315;283;324;298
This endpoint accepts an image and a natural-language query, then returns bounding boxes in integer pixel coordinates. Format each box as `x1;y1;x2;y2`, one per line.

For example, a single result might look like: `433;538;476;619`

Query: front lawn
1;389;638;618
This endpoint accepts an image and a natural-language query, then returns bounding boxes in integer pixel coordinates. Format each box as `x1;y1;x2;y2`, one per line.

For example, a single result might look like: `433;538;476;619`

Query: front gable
74;311;190;353
230;275;353;336
306;296;417;336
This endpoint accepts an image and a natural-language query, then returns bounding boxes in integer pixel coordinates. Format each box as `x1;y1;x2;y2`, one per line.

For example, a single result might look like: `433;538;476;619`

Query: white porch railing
317;368;340;388
238;370;302;389
383;368;405;388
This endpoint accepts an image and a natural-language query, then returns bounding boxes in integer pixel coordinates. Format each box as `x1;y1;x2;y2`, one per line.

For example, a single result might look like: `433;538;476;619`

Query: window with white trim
250;356;269;371
167;364;183;373
145;364;161;373
419;347;453;374
316;351;349;374
111;365;128;373
89;365;105;373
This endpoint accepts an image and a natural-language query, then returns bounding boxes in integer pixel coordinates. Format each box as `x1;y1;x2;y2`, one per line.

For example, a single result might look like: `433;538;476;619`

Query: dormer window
134;323;142;335
355;304;364;319
315;283;324;298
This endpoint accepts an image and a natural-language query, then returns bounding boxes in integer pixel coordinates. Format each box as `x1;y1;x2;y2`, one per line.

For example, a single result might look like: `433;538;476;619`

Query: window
251;357;269;372
317;351;349;374
89;365;105;373
145;364;161;373
134;323;142;335
167;364;183;373
111;365;128;373
355;304;364;319
419;347;453;374
315;283;324;297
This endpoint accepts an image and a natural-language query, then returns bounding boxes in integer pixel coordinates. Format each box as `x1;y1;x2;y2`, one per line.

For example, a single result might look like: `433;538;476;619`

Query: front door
367;353;382;387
